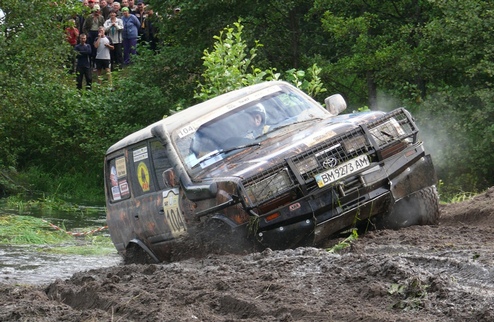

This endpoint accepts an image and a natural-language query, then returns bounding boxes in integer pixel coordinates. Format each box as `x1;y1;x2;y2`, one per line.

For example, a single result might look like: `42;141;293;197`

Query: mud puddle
0;245;121;285
0;199;119;286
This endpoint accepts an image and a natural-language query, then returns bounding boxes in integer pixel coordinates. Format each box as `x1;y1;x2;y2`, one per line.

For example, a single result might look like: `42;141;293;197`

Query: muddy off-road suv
104;81;439;263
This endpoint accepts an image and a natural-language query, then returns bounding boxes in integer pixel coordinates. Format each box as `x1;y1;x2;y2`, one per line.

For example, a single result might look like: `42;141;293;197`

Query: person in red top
66;19;80;46
65;19;80;73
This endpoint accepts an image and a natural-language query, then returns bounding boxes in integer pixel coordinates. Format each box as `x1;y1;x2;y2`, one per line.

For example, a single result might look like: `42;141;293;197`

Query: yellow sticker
137;162;150;192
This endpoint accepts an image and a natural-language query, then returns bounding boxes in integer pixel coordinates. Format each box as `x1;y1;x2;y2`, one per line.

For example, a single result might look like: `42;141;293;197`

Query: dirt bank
1;187;494;321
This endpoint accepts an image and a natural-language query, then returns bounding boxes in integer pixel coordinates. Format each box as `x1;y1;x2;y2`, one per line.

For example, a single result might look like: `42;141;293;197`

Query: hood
192;110;385;181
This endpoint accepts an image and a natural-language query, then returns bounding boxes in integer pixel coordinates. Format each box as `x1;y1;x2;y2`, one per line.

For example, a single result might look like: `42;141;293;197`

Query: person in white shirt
104;9;124;70
94;26;114;86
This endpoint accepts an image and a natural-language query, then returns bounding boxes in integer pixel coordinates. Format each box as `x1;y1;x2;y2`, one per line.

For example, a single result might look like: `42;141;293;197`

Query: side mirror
325;94;347;116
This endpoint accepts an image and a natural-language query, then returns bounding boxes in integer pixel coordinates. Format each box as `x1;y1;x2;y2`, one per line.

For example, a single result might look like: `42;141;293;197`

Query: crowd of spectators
68;0;165;89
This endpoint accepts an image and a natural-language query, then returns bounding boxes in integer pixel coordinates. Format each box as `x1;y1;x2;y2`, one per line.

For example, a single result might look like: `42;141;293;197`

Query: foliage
314;0;494;192
39;234;115;256
195;20;326;102
0;0;493;199
388;277;430;310
195;20;279;100
5;193;104;214
0;0;146;200
326;228;358;253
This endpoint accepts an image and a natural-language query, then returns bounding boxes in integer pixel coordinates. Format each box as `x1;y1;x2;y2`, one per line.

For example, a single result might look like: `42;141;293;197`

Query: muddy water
0;245;121;285
0;200;122;285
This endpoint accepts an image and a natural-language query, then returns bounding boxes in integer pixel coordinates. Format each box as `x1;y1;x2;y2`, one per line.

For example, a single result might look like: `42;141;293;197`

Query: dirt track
1;187;494;321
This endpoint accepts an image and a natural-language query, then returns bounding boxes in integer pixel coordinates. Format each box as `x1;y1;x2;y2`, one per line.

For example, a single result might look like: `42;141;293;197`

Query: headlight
369;117;405;146
245;169;292;204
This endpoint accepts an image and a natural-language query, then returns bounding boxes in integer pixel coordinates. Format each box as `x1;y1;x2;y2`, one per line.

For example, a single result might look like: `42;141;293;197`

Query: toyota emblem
322;157;338;169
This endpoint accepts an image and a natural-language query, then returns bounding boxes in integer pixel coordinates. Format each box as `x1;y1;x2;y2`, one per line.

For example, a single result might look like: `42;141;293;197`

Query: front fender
390;154;437;201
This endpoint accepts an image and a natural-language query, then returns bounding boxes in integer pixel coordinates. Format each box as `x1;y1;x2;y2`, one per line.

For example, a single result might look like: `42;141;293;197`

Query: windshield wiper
269;117;321;133
193;142;261;168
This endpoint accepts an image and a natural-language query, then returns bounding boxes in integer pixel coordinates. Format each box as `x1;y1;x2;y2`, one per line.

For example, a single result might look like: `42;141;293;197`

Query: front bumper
256;144;436;248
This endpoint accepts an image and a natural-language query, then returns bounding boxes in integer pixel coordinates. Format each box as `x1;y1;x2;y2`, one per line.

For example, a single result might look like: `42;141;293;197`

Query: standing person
112;1;122;17
121;7;140;65
74;33;92;90
100;0;111;20
94;26;114;86
104;10;124;70
65;19;79;73
133;0;147;43
121;0;129;10
128;0;137;13
83;4;105;68
65;19;80;46
144;5;158;51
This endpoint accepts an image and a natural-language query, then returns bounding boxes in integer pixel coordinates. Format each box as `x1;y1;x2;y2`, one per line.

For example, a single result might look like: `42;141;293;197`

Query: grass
437;180;480;204
0;214;115;256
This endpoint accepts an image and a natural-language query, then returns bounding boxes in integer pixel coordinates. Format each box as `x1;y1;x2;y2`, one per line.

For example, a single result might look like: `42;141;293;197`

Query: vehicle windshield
172;84;327;173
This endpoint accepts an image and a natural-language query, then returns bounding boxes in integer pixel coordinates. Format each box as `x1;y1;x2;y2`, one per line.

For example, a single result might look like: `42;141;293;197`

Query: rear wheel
375;185;440;229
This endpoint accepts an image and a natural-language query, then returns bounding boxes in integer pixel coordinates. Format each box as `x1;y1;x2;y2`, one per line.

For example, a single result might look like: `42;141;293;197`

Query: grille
242;108;417;208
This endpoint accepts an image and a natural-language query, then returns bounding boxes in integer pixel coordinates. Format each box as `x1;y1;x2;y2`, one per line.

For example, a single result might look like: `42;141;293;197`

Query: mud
1;187;494;321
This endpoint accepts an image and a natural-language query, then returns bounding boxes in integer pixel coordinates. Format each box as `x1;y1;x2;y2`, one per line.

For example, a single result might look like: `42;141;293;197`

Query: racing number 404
163;189;187;236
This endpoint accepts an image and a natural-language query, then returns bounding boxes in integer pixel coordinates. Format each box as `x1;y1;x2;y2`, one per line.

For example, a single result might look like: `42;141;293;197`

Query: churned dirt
1;187;494;322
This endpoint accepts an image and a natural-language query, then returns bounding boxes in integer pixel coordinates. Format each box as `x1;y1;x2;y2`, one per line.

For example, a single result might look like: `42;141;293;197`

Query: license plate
315;155;370;188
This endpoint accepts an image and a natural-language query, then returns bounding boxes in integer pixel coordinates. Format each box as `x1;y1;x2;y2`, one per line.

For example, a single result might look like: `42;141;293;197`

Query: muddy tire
375;185;440;229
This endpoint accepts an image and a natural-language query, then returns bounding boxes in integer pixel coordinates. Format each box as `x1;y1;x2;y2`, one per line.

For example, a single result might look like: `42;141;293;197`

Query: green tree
1;0;493;198
314;0;494;193
195;21;278;101
0;0;133;198
195;20;326;102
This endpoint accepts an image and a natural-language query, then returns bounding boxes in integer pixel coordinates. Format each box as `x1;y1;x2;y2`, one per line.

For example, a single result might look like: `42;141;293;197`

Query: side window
131;144;156;196
150;140;174;190
108;155;131;202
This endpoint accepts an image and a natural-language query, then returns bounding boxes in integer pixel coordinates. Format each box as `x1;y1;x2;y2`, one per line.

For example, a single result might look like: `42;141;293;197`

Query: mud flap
124;239;160;264
390;154;437;200
256;218;315;250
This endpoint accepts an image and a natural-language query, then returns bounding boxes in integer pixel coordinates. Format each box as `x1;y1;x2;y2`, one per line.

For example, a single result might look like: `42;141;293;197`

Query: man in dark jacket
74;33;92;90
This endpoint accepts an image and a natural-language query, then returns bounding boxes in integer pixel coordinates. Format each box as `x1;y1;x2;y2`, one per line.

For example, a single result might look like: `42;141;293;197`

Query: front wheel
375;185;440;229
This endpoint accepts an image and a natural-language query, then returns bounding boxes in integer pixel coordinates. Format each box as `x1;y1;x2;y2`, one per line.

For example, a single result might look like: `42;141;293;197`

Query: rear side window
108;155;131;202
